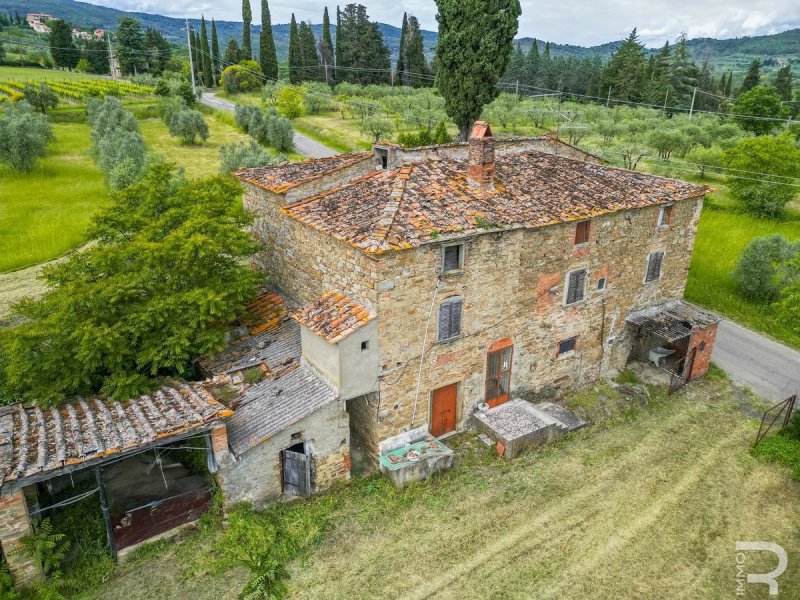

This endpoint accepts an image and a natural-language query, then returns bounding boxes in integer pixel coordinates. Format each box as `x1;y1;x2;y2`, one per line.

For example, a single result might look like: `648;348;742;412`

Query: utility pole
516;79;520;99
688;87;698;120
186;19;197;96
661;90;669;117
606;86;612;108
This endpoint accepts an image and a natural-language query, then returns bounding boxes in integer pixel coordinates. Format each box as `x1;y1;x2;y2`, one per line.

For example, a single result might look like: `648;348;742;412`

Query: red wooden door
486;344;513;408
430;383;458;437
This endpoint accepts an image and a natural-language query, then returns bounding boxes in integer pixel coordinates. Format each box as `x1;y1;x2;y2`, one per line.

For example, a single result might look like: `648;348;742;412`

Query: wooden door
282;445;311;497
486;345;513;408
430;383;458;437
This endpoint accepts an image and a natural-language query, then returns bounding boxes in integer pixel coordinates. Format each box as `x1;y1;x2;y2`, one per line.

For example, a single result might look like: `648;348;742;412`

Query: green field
0;65;107;82
0;121;108;272
82;377;800;600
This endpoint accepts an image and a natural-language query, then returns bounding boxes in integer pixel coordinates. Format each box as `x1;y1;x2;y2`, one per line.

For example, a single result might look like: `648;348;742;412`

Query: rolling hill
2;0;798;72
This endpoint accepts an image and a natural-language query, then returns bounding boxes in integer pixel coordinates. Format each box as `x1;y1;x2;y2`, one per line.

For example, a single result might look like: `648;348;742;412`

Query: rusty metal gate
669;348;696;395
282;445;311;497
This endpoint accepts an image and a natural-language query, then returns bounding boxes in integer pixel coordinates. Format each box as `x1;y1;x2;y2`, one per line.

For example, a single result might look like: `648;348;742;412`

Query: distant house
26;13;53;34
94;28;106;40
71;28;92;41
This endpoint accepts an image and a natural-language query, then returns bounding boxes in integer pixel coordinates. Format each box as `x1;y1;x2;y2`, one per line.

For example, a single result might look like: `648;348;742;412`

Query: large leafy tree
773;65;793;102
259;0;278;80
84;37;110;75
0;165;261;406
0;101;53;172
600;29;646;103
723;135;800;219
242;0;252;59
435;0;521;139
116;16;146;75
144;27;171;74
49;19;79;69
733;86;788;135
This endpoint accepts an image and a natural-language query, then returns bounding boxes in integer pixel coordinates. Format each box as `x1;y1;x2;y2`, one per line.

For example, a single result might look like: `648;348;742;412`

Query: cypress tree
259;0;278;80
210;19;220;79
774;65;793;101
336;4;390;85
397;12;408;85
739;59;761;95
242;0;252;59
320;7;334;85
288;14;301;84
405;16;429;87
724;70;733;97
335;6;342;83
223;38;241;66
526;39;539;85
49;19;79;69
199;17;213;87
301;22;321;81
435;0;521;139
190;28;202;83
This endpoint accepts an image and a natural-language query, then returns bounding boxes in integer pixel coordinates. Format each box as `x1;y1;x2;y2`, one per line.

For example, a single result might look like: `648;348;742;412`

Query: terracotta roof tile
282;151;708;254
235;152;373;194
293;292;376;344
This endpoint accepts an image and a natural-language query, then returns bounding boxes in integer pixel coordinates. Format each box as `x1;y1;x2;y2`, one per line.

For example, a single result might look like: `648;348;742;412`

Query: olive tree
0;101;53;172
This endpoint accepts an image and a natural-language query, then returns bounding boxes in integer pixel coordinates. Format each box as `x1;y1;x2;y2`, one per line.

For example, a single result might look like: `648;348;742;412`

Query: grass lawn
294;113;373;153
86;377;800;599
0;121;108;273
0;65;107;82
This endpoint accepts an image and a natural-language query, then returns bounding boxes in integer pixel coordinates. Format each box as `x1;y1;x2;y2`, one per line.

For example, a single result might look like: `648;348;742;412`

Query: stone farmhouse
234;121;719;463
0;122;722;585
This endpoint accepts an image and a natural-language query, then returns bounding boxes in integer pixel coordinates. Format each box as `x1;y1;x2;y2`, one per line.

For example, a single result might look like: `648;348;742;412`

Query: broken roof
0;384;231;487
200;292;340;455
626;300;721;342
293;292;376;344
235;151;373;194
281;151;708;255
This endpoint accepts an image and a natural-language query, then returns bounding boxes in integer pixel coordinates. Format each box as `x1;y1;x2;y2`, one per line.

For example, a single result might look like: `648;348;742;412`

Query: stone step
534;402;588;432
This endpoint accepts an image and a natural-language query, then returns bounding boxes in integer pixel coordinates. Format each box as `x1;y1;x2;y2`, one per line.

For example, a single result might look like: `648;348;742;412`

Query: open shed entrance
282;442;312;498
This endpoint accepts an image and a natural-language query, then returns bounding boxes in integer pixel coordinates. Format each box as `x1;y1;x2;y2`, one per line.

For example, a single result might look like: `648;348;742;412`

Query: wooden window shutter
566;270;586;305
438;298;463;341
443;246;461;272
575;221;590;245
438;302;451;341
451;298;462;337
646;252;664;282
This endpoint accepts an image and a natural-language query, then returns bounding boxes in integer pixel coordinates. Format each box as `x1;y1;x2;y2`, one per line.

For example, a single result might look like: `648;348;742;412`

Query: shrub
154;78;171;97
733;86;788;136
235;104;263;133
732;235;798;302
75;58;92;73
220;140;282;174
220;61;263;94
361;114;393;142
276;85;306;119
783;410;800;441
23;83;59;115
303;81;333;115
95;128;150;191
177;80;196;106
0;101;53;172
87;98;138;147
267;112;294;152
167;109;209;145
19;518;70;580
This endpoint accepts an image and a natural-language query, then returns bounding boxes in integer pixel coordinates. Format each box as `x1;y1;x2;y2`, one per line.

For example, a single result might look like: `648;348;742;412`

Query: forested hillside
3;0;798;70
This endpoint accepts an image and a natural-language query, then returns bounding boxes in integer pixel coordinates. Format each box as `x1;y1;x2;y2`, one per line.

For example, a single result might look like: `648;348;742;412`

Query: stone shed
200;292;351;507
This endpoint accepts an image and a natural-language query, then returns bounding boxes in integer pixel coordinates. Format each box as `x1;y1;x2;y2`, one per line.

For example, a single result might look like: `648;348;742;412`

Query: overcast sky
89;0;800;46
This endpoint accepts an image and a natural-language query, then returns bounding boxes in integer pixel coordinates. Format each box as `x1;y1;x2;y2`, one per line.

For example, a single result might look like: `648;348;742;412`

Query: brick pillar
688;323;718;380
0;488;42;586
210;424;229;462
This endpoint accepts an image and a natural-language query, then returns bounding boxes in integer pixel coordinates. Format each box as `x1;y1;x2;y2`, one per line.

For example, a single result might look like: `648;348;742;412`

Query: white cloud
84;0;800;46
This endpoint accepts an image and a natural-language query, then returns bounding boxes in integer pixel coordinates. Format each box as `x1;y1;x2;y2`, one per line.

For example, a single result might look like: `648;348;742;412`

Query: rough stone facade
688;323;718;380
0;490;41;586
215;400;350;508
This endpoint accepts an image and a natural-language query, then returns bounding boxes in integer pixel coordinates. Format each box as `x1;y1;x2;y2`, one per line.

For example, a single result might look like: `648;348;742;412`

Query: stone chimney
467;121;495;187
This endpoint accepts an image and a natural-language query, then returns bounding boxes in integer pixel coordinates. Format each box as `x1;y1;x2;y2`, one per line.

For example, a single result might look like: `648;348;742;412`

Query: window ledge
574;242;590;249
440;269;464;278
564;299;587;307
436;335;464;345
556;351;577;360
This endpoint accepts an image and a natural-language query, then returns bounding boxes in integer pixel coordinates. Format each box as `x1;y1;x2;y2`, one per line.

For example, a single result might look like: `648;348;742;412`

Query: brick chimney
467;121;495;187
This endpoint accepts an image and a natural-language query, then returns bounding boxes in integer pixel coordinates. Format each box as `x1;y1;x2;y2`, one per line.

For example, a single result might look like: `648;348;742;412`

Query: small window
597;277;607;291
360;341;369;351
575;220;591;245
565;269;587;305
442;244;463;273
375;148;389;169
558;337;577;355
437;297;463;342
658;205;674;227
645;251;665;283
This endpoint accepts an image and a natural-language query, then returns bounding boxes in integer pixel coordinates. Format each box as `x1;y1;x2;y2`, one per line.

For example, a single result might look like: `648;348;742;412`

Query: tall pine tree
435;0;521;139
404;16;429;87
259;0;278;80
199;17;213;87
336;4;391;85
600;29;646;102
49;19;79;69
210;19;221;79
241;0;252;60
740;59;761;95
319;7;334;85
288;14;301;84
298;21;321;82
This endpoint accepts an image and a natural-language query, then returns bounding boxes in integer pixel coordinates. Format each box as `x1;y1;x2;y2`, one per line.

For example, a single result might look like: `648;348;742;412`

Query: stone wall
688;323;718;380
0;489;41;586
216;400;350;508
243;183;379;309
369;198;704;449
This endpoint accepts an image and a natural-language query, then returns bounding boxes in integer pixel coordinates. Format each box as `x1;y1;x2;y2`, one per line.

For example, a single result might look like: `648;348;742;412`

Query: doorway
430;383;458;437
486;342;513;408
281;442;312;497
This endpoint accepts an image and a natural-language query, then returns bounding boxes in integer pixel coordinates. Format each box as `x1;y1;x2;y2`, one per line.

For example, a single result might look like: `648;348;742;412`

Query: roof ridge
372;164;413;247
